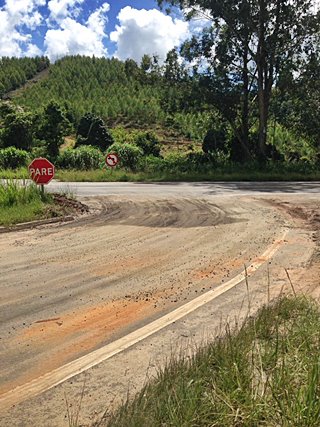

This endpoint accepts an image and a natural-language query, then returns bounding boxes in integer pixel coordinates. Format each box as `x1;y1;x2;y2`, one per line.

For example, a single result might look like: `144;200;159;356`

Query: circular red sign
28;158;55;185
106;153;119;168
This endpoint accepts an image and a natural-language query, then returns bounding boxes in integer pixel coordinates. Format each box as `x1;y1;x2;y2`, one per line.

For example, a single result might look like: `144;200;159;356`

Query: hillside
11;55;209;142
0;57;50;98
0;54;318;169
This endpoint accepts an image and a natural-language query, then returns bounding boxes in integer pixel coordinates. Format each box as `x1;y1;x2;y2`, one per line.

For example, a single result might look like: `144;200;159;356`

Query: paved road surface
49;180;320;196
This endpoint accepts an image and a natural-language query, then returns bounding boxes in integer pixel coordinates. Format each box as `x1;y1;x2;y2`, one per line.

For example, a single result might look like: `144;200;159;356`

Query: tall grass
1;159;320;183
0;168;29;179
102;296;320;427
0;180;52;225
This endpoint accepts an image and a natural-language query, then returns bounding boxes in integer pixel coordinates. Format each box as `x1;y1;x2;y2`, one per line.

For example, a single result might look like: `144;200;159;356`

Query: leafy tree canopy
76;113;114;151
40;101;70;159
158;0;320;162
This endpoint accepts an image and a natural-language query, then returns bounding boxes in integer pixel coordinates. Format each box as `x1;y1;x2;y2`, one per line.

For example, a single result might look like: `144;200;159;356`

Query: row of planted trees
10;55;192;126
0;57;49;98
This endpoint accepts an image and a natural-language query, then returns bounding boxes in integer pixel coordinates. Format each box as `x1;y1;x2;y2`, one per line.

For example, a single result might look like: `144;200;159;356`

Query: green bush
57;145;104;170
107;143;143;170
268;123;315;163
133;131;161;157
186;151;214;167
76;113;114;151
0;147;30;169
139;155;167;172
110;127;135;145
1;111;34;151
202;127;228;154
30;143;48;159
163;152;191;172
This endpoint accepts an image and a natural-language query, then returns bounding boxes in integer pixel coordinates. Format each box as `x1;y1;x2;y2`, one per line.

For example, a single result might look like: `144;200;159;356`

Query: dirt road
0;189;319;426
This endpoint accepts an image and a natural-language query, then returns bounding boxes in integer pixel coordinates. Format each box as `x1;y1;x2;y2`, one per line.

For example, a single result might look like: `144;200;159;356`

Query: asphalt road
49;180;320;197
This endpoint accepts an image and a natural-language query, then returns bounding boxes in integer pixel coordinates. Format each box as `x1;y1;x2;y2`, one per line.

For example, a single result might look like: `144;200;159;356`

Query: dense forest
6;54;208;140
0;0;320;174
0;57;49;98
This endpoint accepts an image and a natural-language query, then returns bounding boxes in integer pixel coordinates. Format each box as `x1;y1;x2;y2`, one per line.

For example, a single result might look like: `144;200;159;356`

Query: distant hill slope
12;55;210;141
0;57;50;98
5;68;50;99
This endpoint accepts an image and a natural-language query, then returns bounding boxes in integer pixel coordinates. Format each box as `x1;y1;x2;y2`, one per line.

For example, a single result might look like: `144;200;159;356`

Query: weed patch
101;296;320;427
0;180;52;225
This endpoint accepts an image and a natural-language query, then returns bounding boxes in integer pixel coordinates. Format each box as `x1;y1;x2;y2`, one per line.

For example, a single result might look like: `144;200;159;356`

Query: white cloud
5;0;45;24
185;7;212;34
87;2;110;36
47;0;84;24
0;11;23;56
24;43;43;57
0;1;44;57
22;11;43;30
110;7;190;63
44;3;110;62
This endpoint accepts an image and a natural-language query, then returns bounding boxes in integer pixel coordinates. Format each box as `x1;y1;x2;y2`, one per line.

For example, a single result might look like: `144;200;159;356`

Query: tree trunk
257;78;268;161
257;0;268;163
242;42;250;150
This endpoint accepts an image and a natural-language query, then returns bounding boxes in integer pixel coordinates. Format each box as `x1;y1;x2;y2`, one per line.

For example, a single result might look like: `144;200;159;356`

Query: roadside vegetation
0;180;53;226
100;295;320;427
0;2;319;180
0;43;320;183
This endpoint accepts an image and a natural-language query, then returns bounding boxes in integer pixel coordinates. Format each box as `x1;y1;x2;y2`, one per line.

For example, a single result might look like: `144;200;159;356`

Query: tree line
1;1;320;166
11;55;199;129
159;0;320;163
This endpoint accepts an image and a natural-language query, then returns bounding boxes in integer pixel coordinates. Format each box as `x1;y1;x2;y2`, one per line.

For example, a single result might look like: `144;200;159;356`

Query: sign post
28;158;55;191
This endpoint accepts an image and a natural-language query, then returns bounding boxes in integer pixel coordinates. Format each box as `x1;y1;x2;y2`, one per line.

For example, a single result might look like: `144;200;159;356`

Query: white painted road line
0;228;288;411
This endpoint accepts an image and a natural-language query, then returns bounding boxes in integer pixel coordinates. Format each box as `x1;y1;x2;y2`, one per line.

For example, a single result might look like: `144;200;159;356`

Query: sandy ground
0;193;319;426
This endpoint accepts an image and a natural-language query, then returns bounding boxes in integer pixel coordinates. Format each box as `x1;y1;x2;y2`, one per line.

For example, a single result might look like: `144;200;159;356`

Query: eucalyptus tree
158;0;320;161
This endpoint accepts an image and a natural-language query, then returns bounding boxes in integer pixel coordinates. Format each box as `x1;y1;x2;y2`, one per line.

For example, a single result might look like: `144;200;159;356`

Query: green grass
56;168;320;182
0;168;29;179
0;180;53;226
1;163;320;183
101;296;320;427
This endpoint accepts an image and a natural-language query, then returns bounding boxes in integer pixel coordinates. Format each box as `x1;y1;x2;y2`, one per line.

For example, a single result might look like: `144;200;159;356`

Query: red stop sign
29;158;55;185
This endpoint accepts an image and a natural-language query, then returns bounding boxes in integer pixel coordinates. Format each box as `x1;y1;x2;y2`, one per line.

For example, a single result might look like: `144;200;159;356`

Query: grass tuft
0;180;53;226
101;296;320;427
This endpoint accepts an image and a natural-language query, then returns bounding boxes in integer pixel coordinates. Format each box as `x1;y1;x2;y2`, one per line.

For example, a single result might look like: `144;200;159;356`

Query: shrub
110;127;135;145
30;143;48;159
202;127;228;154
164;152;190;172
139;155;167;172
186;151;213;167
107;143;143;170
57;145;104;170
1;111;34;151
40;101;71;159
133;131;161;157
0;147;29;169
76;113;114;151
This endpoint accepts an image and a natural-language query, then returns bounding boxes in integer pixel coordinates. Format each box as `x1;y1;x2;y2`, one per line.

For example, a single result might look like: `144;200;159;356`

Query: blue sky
0;0;194;62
